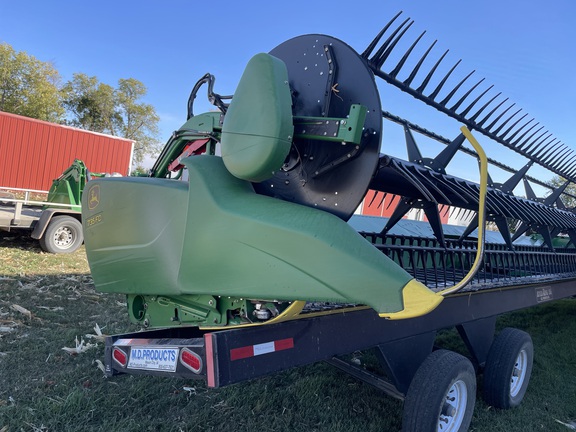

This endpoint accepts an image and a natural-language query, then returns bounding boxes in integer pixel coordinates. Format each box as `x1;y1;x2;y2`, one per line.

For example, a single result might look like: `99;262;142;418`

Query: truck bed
0;203;42;230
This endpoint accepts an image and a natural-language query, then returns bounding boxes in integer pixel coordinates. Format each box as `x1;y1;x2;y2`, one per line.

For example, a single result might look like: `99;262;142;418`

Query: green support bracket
293;104;368;144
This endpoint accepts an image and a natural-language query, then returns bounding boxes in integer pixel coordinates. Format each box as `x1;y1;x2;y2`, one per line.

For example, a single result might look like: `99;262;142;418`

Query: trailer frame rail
105;277;576;395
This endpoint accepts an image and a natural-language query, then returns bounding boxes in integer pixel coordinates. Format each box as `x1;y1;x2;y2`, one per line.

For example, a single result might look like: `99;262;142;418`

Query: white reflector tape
253;341;275;356
230;338;294;361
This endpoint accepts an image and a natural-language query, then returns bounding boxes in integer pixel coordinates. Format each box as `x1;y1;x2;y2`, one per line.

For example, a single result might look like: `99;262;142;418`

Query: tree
61;73;118;133
0;42;64;122
548;175;576;208
130;165;149;177
116;78;161;165
62;73;161;165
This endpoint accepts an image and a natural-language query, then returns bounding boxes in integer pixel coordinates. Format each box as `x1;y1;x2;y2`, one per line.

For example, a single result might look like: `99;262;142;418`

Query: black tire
39;215;83;254
403;349;476;432
483;327;533;409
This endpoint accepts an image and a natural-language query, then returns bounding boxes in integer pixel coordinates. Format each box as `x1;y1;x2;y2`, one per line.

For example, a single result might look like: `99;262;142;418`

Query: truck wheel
39;215;83;254
403;349;476;432
482;328;533;409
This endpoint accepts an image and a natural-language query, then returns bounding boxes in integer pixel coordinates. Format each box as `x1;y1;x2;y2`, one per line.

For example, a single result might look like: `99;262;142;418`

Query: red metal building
360;189;449;224
0;111;134;191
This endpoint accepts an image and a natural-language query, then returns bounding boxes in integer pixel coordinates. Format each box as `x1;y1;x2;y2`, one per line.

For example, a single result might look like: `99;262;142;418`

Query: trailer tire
403;349;476;432
39;215;83;254
482;327;533;409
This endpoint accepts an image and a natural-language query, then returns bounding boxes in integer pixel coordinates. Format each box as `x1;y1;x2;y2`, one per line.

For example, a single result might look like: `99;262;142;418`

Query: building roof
348;214;541;246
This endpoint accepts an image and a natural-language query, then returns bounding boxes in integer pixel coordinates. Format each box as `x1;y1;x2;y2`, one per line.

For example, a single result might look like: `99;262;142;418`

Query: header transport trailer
82;12;576;432
0;111;134;252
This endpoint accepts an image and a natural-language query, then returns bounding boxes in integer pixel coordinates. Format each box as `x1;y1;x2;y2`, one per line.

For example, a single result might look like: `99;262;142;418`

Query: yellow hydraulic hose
437;126;488;296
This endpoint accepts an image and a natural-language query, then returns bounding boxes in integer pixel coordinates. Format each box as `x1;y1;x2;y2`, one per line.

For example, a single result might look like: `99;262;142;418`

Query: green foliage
0;42;64;122
0;42;161;166
61;74;118;133
62;73;161;165
486;218;520;235
116;78;161;165
130;165;149;176
549;175;576;208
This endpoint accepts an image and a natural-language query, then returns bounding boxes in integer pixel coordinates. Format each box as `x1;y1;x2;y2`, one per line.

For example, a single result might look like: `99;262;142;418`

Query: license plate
127;347;179;372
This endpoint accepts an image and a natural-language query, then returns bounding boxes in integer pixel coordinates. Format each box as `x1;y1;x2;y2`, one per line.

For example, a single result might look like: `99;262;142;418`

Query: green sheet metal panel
220;53;293;182
84;156;420;314
83;177;189;294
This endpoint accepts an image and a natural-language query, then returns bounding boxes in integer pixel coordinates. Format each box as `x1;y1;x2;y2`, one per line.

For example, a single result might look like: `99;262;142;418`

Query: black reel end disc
253;34;382;221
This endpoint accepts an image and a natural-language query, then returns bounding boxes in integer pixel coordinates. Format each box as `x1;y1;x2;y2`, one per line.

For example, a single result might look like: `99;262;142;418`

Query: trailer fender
31;208;81;239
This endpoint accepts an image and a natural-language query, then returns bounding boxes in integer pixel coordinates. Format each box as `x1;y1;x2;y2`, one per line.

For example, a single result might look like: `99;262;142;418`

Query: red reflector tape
274;338;294;351
230;338;294;361
230;345;254;361
204;334;215;388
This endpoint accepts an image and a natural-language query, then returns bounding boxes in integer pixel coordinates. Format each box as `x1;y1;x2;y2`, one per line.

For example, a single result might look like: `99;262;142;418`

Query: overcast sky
2;0;575;191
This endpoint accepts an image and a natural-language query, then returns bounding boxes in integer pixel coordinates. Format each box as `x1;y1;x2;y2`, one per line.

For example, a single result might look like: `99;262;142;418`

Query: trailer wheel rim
510;349;528;398
438;379;468;432
53;226;74;249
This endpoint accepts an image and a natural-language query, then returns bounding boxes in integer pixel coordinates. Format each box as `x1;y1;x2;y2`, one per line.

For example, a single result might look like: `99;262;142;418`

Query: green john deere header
83;47;443;329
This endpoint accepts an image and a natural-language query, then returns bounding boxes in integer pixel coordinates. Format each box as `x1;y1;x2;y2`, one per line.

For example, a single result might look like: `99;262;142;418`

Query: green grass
1;231;575;431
